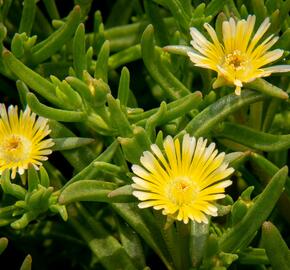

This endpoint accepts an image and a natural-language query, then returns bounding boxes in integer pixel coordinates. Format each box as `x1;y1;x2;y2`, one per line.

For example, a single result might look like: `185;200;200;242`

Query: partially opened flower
0;104;54;179
131;134;234;224
188;15;290;95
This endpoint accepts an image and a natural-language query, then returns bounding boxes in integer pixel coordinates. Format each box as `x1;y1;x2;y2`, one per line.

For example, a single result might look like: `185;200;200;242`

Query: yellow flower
0;104;54;179
131;134;234;224
188;15;290;95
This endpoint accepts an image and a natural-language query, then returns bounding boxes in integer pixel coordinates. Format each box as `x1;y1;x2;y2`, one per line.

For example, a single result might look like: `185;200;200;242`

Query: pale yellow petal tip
132;133;234;224
0;104;53;179
263;64;290;74
234;86;241;95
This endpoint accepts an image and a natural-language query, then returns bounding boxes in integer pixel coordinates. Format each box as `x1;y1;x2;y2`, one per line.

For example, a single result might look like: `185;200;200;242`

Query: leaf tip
262;221;273;233
2;49;11;58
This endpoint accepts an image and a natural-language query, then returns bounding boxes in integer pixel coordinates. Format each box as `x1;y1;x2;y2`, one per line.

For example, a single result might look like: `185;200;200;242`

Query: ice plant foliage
131;134;234;224
188;15;290;95
0;104;54;179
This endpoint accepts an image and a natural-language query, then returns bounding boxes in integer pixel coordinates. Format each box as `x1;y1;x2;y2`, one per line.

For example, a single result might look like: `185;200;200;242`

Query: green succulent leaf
261;221;290;270
215;122;290;152
219;166;288;253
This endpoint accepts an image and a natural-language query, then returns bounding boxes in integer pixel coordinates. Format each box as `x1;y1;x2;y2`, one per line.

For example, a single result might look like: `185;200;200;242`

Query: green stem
190;221;209;268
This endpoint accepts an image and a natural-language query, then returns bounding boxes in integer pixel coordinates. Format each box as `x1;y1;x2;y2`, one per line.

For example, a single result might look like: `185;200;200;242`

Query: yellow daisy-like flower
131;134;234;224
188;15;290;95
0;104;54;179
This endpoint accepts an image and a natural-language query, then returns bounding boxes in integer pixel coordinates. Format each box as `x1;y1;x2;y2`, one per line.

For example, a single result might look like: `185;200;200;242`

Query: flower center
224;50;247;70
166;176;199;206
0;135;31;162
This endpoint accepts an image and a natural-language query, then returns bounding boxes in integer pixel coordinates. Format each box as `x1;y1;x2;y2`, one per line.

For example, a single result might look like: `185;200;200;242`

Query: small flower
188;15;290;95
0;104;54;179
131;134;234;224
